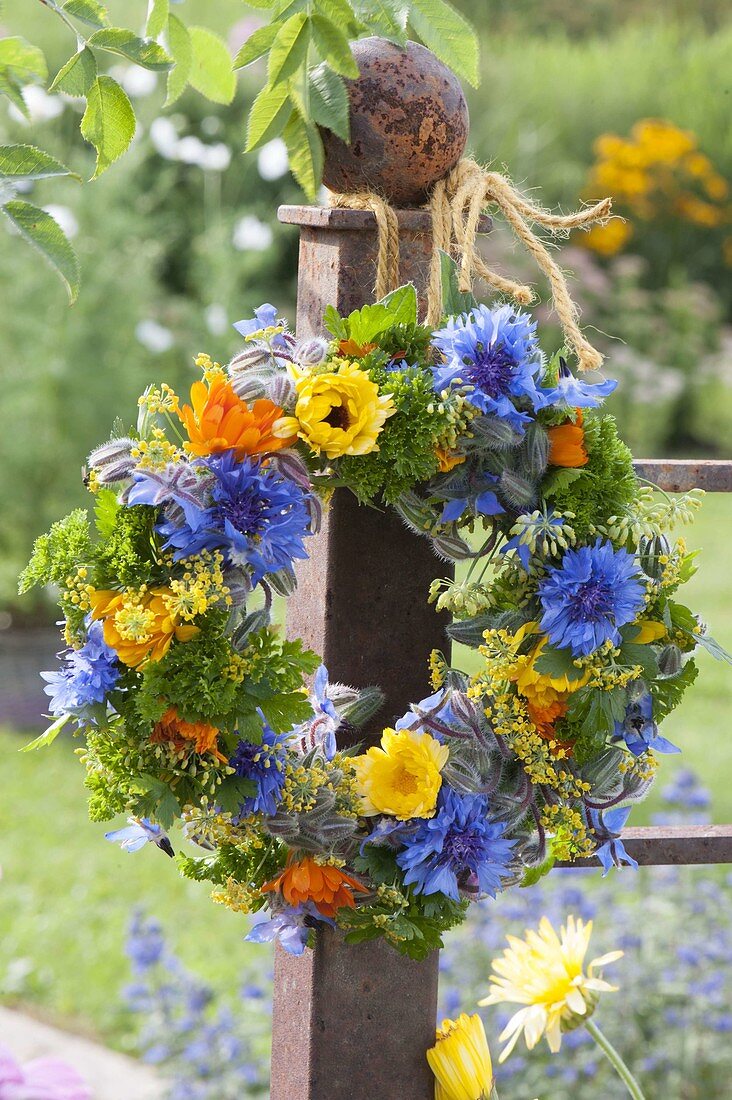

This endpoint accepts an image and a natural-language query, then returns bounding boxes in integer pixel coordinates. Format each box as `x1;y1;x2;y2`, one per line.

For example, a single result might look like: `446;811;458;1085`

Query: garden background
1;0;731;1096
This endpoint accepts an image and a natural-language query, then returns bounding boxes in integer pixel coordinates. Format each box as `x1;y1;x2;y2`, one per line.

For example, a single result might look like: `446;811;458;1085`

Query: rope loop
329;190;401;301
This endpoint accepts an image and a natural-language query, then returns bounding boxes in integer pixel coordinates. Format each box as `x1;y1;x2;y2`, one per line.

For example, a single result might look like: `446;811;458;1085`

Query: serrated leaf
216;775;258;815
309;64;349;141
0;37;47;115
323;304;347;339
245;81;291;151
533;644;586;682
380;282;418;324
617;641;659;678
81;75;136;179
0;144;78;182
165;13;192;106
62;0;109;28
88;28;173;71
50;46;97;96
94;488;119;537
2;200;80;302
233;23;279;69
353;0;408;42
317;0;361;35
409;0;479;87
311;14;359;78
188;26;236;104
20;713;71;752
542;465;584;499
146;0;169;38
268;13;311;85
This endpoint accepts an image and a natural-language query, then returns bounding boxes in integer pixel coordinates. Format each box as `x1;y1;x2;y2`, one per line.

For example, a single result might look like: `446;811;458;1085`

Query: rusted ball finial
321;38;469;207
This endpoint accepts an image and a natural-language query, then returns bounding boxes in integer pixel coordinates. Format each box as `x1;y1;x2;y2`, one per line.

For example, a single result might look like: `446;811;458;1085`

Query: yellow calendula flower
354;727;448;820
89;587;198;667
275;360;395;459
427;1013;494;1100
479;915;623;1062
510;626;589;711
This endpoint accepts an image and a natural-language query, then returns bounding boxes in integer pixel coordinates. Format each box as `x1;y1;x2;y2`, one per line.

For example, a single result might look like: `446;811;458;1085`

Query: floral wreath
21;257;728;960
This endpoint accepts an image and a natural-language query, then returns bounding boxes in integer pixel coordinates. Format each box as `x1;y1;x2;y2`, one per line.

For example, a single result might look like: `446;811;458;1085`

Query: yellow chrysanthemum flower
275;360;395;459
427;1013;494;1100
479;915;623;1062
353;727;448;820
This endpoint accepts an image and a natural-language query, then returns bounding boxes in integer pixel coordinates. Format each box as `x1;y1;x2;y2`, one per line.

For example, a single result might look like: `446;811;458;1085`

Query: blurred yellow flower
354;727;448;820
427;1013;494;1100
479;915;623;1062
583;219;633;256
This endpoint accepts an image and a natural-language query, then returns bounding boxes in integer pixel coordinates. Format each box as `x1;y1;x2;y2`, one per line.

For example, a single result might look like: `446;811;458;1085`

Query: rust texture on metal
270;201;459;1100
557;825;732;868
321;37;469;206
633;459;732;493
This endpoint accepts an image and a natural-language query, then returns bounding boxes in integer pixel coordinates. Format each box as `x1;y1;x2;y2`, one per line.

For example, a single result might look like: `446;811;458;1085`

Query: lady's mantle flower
229;717;288;816
155;451;311;584
275;360;395;459
89;588;198;667
427;1013;494;1100
396;789;514;901
614;683;680;756
544;356;617;409
538;539;646;657
432;304;547;432
262;856;368;919
354;727;449;820
245;902;333;956
178;372;295;460
42;620;120;723
479;914;623;1061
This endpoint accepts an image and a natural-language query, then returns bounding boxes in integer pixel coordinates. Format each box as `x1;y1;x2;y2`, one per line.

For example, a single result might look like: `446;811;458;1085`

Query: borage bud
294;337;329;367
87;437;136;483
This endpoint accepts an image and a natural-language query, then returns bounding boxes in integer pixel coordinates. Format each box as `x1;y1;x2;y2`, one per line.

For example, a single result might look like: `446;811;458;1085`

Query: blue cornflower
538;538;646;656
432;304;547;432
588;806;638;876
287;664;340;760
105;817;175;858
396;789;514;901
41;620;120;725
229;716;288;816
544;357;618;409
614;685;680;757
245;903;333;956
156;451;311;584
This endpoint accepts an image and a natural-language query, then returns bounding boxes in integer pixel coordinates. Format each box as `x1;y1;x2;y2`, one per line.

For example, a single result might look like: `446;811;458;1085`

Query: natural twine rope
330;158;614;372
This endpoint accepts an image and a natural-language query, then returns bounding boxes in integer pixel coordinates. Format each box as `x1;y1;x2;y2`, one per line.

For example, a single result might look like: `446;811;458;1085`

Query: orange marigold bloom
435;445;466;473
150;706;226;760
178;374;295;460
262;856;368;919
338;338;378;358
526;699;573;755
89;588;198;667
548;409;588;468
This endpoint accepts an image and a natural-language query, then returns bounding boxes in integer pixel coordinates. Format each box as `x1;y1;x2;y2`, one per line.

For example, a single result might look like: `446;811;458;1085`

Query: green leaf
62;0;109;28
215;776;258;816
409;0;480;86
135;777;181;829
693;631;732;665
542;465;584;499
0;144;78;183
533;644;587;682
317;0;361;36
323;303;348;339
246;81;292;151
146;0;169;38
617;641;659;678
20;714;71;752
188;26;236;104
268;13;311;86
94;488;120;538
521;852;555;887
311;14;359;78
0;37;47;116
2;200;80;302
258;687;313;733
380;282;418;325
88;28;173;71
81;76;135;179
165;13;192;106
50;47;97;96
309;64;349;141
353;0;408;42
438;249;477;317
233;23;279;69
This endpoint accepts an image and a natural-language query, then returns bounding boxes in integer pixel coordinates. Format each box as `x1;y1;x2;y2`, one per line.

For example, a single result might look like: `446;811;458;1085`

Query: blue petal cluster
246;903;333;956
538;538;646;657
432;304;547;431
229;717;289;816
614;685;680;757
587;806;638;876
233;303;287;344
396;789;514;901
544;357;618;409
41;620;120;724
287;664;340;760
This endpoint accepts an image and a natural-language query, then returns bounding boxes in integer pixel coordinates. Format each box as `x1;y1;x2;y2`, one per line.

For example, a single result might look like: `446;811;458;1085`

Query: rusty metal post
269;204;476;1100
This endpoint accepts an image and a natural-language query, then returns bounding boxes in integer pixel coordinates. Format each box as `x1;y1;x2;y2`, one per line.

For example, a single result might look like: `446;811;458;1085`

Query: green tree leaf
283;110;323;199
316;0;361;36
81;75;136;179
165;13;192;106
50;46;97;96
0;37;48;117
146;0;169;38
353;0;408;43
61;0;109;28
268;13;311;86
0;144;78;182
88;28;173;71
2;199;80;302
409;0;480;86
19;714;71;752
188;26;236;104
311;14;359;77
245;81;292;150
309;64;349;141
233;23;279;69
381;282;418;324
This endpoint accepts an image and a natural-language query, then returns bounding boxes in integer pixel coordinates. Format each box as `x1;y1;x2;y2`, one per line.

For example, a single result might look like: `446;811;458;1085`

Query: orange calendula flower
338;338;378;358
178;374;295;460
526;699;574;755
435;446;466;473
151;706;225;760
262;856;368;919
89;588;198;667
548;409;588;468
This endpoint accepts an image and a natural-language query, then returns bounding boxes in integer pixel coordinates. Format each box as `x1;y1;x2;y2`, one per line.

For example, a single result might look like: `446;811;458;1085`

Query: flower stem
586;1018;646;1100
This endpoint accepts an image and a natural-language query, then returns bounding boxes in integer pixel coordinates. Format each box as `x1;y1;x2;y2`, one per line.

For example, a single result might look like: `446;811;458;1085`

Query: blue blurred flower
105;817;174;858
229;715;288;816
41;620;120;724
396;789;514;901
544;356;617;409
538;538;646;656
614;685;680;756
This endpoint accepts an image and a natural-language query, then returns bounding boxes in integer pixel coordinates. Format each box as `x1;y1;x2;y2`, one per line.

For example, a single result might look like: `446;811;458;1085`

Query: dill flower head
354;727;449;820
262;856;368;919
276;360;395;460
178;374;295;460
89;588;198;667
427;1013;494;1100
479;915;623;1062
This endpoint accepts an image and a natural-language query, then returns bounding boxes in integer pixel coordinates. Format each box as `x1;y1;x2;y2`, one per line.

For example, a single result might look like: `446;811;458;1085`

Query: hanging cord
329;190;401;301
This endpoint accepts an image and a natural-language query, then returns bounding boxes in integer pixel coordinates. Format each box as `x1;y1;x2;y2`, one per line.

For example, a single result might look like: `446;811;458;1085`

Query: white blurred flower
8;85;64;125
43;205;79;239
205;304;229;335
257;139;288;181
232;215;273;252
135;320;174;354
150;117;180;160
176;135;207;164
110;64;157;98
201;116;223;136
198;143;231;172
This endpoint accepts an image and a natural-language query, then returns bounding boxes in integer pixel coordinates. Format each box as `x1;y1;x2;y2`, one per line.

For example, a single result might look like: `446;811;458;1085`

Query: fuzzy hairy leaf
81;75;136;179
2;200;80;302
